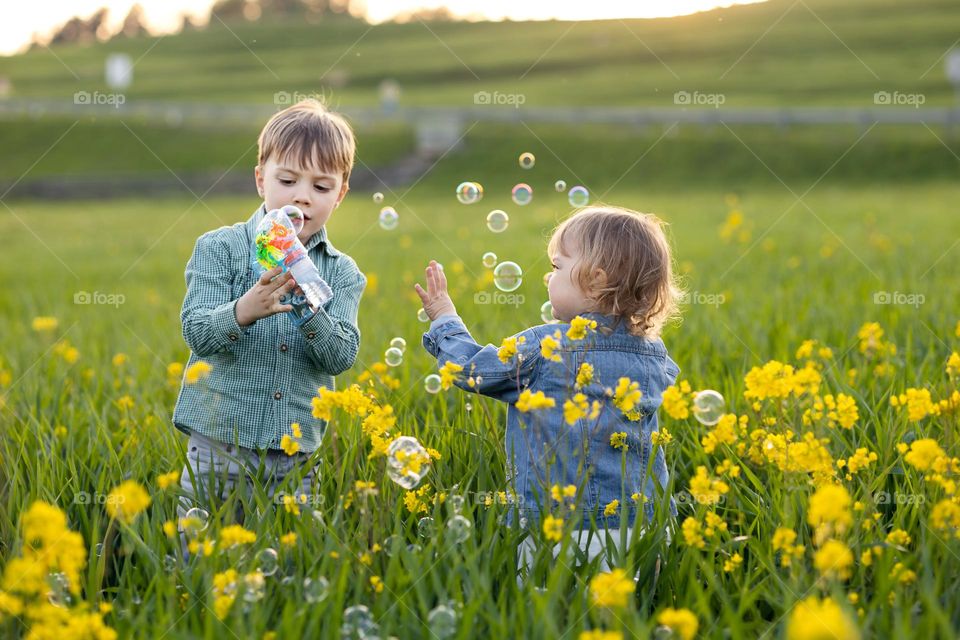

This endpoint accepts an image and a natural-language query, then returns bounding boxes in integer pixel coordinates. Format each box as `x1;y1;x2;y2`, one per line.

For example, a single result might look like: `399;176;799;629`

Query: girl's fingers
414;283;428;303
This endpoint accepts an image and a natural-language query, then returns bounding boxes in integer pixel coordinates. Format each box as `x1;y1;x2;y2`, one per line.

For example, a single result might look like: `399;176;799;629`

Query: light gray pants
176;430;319;558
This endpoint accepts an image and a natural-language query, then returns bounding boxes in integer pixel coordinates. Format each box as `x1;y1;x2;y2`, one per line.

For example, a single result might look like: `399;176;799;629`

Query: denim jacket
422;311;680;530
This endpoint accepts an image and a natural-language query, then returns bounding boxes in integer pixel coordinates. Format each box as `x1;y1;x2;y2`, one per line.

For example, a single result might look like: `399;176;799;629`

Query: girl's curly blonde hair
547;205;682;338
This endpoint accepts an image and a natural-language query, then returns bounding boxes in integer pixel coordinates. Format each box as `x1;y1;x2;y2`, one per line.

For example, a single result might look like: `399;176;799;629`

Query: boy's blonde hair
547;205;682;338
257;98;356;183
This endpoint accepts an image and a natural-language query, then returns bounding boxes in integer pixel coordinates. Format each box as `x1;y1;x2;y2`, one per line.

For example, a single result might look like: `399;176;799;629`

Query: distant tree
49;8;109;46
117;4;150;38
393;6;456;22
210;0;249;21
179;12;201;32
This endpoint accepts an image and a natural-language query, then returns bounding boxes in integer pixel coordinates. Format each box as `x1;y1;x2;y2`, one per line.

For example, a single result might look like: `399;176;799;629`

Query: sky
0;0;766;56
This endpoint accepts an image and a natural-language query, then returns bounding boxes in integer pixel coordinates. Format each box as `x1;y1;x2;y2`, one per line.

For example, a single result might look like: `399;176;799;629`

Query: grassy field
2;172;960;637
1;0;959;108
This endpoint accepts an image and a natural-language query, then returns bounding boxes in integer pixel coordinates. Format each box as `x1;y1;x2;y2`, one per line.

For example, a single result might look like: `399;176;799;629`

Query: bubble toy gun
251;205;333;326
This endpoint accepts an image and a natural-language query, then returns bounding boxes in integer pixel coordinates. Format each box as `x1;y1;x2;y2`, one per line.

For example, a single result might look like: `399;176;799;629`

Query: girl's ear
591;267;608;290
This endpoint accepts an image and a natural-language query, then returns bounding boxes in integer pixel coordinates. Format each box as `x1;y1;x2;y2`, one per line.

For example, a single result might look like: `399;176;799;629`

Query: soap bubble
417;308;429;323
568;186;590;207
693;390;725;426
47;572;72;607
493;261;523;292
341;604;378;638
387;436;431;489
378;206;399;230
389;337;406;352
540;301;555;323
385;347;403;367
448;494;465;513
554;179;567;192
181;507;209;537
428;604;459;639
511;183;533;206
243;571;265;602
456;181;483;205
417;516;436;539
486;210;509;233
255;548;279;576
543;272;552;287
481;252;498;268
303;576;330;603
383;534;402;557
424;374;442;394
518;152;536;169
372;192;384;203
446;515;473;544
279;204;304;234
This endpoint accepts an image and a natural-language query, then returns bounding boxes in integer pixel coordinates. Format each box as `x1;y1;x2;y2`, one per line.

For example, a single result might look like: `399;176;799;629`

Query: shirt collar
246;203;340;257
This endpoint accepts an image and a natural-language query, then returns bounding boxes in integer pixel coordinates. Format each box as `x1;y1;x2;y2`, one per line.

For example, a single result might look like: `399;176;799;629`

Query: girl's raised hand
414;260;458;321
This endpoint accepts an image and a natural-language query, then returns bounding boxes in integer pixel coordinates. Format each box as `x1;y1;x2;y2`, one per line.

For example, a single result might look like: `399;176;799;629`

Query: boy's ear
254;165;264;197
335;180;349;208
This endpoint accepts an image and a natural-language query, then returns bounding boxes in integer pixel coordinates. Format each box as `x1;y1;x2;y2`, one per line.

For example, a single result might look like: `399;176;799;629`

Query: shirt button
306;332;316;339
279;343;288;352
274;391;282;400
228;333;238;341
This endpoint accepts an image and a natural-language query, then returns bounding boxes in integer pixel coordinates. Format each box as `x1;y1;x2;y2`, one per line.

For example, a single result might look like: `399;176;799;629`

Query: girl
415;205;681;577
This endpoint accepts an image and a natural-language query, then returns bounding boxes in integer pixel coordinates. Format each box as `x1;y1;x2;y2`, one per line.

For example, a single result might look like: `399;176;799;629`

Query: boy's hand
235;265;298;327
414;260;458;321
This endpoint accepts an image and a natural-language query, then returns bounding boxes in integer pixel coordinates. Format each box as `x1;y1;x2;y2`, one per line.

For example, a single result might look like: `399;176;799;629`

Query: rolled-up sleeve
297;255;366;375
180;234;250;357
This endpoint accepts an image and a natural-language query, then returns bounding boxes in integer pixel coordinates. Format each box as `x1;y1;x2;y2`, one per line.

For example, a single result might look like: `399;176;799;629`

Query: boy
172;99;366;545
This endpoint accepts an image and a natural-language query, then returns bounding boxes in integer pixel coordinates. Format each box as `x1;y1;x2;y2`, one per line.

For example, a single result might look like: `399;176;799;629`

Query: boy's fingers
414;283;428;303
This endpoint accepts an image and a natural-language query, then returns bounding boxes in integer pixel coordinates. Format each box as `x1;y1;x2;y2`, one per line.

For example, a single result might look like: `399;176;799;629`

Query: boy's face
548;242;596;322
255;155;349;243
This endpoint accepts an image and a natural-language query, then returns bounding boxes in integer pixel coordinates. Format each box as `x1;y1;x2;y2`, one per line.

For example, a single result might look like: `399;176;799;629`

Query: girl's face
255;156;348;243
547;241;596;322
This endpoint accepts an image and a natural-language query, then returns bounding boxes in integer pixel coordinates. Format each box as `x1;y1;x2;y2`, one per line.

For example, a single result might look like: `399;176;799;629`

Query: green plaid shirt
172;204;366;452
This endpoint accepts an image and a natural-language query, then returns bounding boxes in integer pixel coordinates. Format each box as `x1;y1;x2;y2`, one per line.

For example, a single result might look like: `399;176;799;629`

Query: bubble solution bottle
252;205;333;325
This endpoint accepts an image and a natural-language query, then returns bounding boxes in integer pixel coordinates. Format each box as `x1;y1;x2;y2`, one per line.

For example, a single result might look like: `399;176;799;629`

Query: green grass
1;0;959;107
1;177;959;637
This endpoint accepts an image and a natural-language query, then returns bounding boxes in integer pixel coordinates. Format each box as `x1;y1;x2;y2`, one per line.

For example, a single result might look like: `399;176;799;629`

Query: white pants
516;525;670;586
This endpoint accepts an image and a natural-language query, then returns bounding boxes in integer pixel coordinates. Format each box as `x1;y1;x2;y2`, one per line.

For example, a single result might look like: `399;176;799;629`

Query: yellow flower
589;569;635;608
280;532;298;548
219;525;256;548
551;484;577;502
438;361;464;390
163;520;177;538
212;569;238;619
837;448;877;477
579;631;622;640
814;539;853;581
603;499;619;516
291;422;302;438
567;316;598;341
106;480;151;524
184;361;213;384
541;330;563;362
930;499;960;538
280;434;300;456
167;362;184;378
786;596;860;640
946;352;960;378
497;335;526;364
32;316;59;332
903;438;946;472
157;471;180;490
282;494;305;515
543;514;564;542
682;516;705;549
564;393;589;425
112;353;127;367
651;428;673;447
612;377;642;414
689;466;729;505
369;575;384;593
609;432;628;451
662;380;692;419
890;388;939;421
516;389;555;412
807;484;852;544
723;552;743;573
772;527;805;567
656;608;699;640
575;362;594;389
